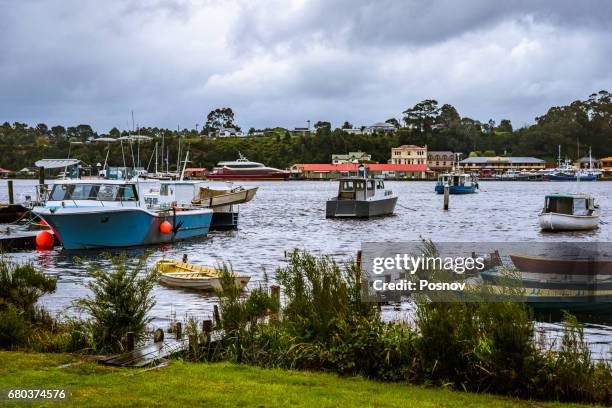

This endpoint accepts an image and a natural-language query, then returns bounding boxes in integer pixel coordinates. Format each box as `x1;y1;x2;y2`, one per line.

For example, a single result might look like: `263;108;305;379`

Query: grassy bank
0;352;600;408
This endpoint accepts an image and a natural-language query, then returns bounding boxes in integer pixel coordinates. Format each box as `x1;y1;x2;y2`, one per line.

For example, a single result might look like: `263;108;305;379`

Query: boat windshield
545;197;573;215
573;198;589;215
49;183;138;202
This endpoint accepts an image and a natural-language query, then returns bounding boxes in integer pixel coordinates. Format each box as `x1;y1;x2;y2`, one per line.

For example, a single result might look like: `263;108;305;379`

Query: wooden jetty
100;336;188;368
100;322;223;368
0;227;54;251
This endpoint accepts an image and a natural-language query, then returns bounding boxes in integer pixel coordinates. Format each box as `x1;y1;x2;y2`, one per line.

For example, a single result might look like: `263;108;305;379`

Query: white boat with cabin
538;193;600;231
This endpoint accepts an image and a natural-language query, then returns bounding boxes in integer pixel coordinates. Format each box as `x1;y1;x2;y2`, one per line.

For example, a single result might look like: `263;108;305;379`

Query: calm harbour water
1;179;611;359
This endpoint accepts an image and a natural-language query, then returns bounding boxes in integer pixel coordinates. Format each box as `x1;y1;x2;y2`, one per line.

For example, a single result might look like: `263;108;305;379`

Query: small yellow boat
155;259;250;291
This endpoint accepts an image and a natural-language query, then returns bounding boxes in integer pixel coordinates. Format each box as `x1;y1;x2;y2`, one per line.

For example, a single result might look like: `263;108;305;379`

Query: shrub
73;253;158;353
0;304;30;348
0;255;57;319
0;256;57;349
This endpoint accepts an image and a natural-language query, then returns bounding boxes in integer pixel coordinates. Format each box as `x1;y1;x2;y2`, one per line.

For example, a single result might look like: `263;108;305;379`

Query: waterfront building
427;151;456;173
290;163;428;180
331;151;372;164
459;156;545;173
574;156;601;169
390;145;427;165
601;157;612;170
183;167;208;179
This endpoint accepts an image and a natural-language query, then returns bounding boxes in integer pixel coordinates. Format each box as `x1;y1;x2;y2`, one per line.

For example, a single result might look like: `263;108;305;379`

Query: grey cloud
0;0;611;131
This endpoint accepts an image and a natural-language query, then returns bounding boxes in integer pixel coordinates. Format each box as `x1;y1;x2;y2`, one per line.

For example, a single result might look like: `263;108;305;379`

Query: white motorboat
538;193;600;231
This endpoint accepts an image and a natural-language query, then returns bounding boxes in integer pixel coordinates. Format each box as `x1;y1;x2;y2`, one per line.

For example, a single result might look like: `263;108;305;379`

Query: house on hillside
364;122;396;134
331;151;372;164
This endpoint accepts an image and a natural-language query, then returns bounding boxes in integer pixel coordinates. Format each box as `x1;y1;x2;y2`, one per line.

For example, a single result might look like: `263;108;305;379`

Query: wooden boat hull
155;259;250;291
538;212;599;231
160;274;249;290
195;186;258;207
510;254;612;275
481;270;612;290
326;196;398;218
483;284;612;314
0;204;29;223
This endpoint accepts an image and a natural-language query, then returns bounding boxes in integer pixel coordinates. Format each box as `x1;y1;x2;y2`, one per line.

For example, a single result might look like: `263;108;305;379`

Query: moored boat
435;173;478;194
326;174;397;218
155;259;250;290
32;180;213;249
509;254;612;276
538;193;600;231
207;153;289;180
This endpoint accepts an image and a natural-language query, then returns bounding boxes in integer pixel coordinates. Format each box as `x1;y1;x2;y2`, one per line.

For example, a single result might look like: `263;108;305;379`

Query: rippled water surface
2;179;611;359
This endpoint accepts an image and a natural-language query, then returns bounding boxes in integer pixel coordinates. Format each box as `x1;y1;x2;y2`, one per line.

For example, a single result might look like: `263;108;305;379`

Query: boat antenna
103;146;110;171
120;139;127;179
160;135;165;175
180;148;189;181
129;137;137;173
176;132;181;171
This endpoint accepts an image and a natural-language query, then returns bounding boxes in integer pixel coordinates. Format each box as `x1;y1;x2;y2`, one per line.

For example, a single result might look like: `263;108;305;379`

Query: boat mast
180;149;189;181
154;142;158;174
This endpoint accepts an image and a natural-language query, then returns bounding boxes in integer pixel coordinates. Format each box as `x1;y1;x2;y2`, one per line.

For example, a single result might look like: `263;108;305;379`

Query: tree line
0;90;610;172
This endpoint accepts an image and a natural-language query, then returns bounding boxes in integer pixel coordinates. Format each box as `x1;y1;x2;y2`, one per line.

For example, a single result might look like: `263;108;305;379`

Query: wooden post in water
202;319;213;342
213;305;221;327
38;167;45;199
443;185;449;210
7;180;14;205
153;328;164;343
126;332;135;351
189;335;198;352
355;250;362;293
175;322;182;339
270;285;280;320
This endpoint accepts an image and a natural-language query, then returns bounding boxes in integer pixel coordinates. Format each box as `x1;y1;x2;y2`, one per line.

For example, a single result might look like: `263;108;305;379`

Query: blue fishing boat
32;180;213;249
435;173;478;194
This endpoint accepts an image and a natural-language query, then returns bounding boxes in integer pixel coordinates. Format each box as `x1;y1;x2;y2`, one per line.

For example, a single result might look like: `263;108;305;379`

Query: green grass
0;352;601;407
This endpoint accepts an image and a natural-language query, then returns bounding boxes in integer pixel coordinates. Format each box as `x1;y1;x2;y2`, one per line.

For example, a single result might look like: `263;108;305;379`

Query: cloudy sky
1;0;611;132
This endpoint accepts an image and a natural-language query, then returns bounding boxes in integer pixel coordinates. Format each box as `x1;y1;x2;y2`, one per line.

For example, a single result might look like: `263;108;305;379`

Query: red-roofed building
0;167;14;179
183;168;208;179
290;163;428;180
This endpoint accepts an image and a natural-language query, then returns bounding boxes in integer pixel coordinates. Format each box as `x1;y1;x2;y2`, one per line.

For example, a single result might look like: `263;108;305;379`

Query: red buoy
35;230;54;249
159;220;172;234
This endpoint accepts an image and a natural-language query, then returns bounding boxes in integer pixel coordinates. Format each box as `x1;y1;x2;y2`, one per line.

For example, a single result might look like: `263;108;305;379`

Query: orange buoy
159;220;173;234
35;230;54;249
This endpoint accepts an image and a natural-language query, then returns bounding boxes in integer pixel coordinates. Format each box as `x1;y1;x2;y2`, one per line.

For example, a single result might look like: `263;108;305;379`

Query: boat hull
160;275;250;291
538;212;599;231
33;207;213;249
434;185;477;194
548;175;597;181
326;196;398;218
207;172;288;181
510;254;612;275
210;210;239;230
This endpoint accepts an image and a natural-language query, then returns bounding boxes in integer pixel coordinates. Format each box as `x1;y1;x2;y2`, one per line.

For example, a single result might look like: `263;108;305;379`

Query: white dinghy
539;193;600;231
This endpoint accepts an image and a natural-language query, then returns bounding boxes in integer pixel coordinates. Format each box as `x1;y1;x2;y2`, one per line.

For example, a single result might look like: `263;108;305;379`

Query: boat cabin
336;177;387;201
43;180;144;208
437;173;477;187
543;194;596;216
